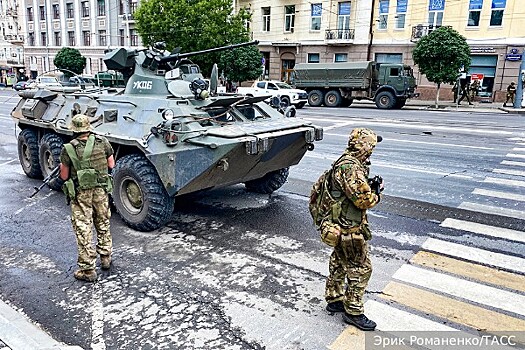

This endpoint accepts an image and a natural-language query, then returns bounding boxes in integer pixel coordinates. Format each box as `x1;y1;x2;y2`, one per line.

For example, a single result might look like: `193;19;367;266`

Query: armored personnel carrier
11;41;323;231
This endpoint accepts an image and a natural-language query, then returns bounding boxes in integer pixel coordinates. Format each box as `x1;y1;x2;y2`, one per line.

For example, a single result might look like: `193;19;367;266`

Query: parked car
13;80;32;91
29;76;80;93
68;76;95;90
236;81;308;108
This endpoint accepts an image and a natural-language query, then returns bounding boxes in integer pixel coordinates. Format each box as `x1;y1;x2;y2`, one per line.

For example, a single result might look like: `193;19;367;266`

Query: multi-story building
0;0;25;84
22;0;142;79
237;0;524;102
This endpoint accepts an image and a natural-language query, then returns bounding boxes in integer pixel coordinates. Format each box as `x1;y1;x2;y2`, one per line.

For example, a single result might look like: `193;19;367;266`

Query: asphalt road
0;89;524;349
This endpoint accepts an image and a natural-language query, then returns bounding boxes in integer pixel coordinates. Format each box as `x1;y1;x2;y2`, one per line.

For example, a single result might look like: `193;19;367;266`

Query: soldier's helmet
347;128;382;160
69;114;92;133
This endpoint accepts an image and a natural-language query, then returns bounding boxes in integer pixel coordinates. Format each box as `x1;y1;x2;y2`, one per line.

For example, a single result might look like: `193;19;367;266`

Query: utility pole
513;52;525;109
367;0;376;61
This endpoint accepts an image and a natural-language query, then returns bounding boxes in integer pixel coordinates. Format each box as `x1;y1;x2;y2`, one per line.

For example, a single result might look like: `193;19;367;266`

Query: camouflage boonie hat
69;114;92;133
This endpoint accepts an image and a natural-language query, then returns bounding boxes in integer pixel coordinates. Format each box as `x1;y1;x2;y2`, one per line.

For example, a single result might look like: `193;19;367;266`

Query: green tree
219;45;262;83
413;26;471;107
53;48;86;77
134;0;254;77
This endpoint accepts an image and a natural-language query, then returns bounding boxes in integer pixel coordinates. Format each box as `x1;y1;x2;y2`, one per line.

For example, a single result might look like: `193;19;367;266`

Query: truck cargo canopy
293;61;375;89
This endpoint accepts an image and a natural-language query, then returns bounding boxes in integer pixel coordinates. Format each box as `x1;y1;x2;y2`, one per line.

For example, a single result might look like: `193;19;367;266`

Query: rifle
30;166;60;198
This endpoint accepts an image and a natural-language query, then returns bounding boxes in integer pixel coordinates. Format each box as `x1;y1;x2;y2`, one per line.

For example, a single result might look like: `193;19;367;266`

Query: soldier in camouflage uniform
322;128;382;331
51;114;115;282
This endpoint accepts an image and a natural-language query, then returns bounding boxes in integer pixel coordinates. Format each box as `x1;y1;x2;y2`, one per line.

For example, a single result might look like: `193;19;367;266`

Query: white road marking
513;148;525;152
440;218;525;243
472;187;525;202
507;153;525;159
484;177;525;188
501;160;525;167
493;168;525;177
91;284;106;350
14;192;54;215
509;137;525;141
324;132;493;150
421;237;525;274
324;121;355;131
393;264;525;316
458;202;525;220
0;159;17;167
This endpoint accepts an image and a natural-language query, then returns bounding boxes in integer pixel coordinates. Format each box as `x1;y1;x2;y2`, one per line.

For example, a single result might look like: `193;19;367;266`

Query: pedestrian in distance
49;114;115;282
469;79;480;100
504;81;517;107
309;128;384;331
457;79;473;105
452;81;458;103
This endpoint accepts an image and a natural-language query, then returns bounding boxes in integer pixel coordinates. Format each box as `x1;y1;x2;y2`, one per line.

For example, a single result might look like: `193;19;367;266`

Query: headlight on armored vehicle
162;109;175;120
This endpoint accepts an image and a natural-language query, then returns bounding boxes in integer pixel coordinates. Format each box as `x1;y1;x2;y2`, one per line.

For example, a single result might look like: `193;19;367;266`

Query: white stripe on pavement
484;177;525;188
458;201;525;220
493;168;525;177
421;237;525;274
364;300;457;332
472;188;525;202
393;264;525;316
440;218;525;243
513;148;525;152
507;153;525;159
0;159;17;167
501;160;525;167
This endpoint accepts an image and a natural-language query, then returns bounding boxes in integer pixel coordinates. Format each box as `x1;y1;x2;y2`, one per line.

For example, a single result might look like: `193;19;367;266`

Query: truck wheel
39;133;64;190
340;98;354;107
245;167;289;194
324;90;342;107
308;90;324;107
375;91;396;109
112;154;174;231
17;129;42;179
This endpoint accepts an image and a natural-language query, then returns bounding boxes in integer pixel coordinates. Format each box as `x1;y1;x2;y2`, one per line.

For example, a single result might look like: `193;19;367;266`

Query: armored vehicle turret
12;41;323;231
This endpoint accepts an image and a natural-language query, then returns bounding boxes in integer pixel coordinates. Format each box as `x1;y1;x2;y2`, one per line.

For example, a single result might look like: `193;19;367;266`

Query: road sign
471;73;484;81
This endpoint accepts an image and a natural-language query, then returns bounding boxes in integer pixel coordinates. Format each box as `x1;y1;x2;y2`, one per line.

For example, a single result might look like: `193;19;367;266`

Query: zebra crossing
329;139;525;350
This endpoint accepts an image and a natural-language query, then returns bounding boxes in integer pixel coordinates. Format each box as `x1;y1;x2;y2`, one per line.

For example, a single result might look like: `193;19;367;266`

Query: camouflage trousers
70;187;112;270
325;230;372;316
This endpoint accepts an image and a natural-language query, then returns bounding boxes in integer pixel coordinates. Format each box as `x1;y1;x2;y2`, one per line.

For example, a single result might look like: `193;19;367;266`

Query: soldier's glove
48;177;65;189
368;175;383;196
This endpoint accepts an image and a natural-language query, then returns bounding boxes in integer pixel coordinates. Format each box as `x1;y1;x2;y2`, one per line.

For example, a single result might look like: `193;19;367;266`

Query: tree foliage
134;0;258;78
219;46;262;83
53;48;86;76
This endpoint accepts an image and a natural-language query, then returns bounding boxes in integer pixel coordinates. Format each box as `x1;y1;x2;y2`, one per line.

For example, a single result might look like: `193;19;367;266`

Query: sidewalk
0;299;82;350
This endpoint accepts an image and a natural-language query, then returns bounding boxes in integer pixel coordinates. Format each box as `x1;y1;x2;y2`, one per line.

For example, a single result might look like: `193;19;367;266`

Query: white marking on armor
507;153;525;159
393;264;525;316
472;188;525;202
91;284;106;350
0;159;17;167
14;192;54;215
440;218;525;243
501;160;525;167
458;202;525;220
484;177;525;188
364;300;457;331
493;168;525;177
421;238;525;274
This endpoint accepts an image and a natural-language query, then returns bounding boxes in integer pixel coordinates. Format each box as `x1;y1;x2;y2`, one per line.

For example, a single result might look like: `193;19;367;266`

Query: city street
0;88;524;349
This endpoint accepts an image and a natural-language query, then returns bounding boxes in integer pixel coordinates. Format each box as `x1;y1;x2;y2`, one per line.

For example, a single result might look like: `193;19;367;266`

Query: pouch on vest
64;135;101;191
77;168;99;190
62;179;76;201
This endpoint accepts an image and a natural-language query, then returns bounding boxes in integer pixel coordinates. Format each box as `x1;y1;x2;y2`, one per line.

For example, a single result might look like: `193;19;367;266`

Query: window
68;31;75;46
311;4;322;30
490;0;505;26
54;31;61;46
130;29;138;46
66;3;74;19
99;30;106;46
267;83;278;90
308;53;320;63
396;0;407;29
83;31;90;46
52;4;60;19
262;7;270;32
337;2;351;38
129;0;137;14
41;32;47;46
28;33;34;46
378;0;389;30
284;5;295;33
97;0;105;16
119;29;125;46
119;0;124;15
27;7;33;21
82;2;89;17
389;67;401;76
468;0;482;26
335;53;348;62
39;5;45;20
375;53;403;63
428;0;444;28
256;82;265;88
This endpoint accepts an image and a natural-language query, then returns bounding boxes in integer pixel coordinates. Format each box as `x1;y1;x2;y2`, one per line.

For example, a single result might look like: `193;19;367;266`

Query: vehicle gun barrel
159;40;259;64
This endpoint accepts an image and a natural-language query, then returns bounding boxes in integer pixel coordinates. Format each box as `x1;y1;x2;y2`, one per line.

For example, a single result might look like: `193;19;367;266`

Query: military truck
292;61;419;109
12;41;323;231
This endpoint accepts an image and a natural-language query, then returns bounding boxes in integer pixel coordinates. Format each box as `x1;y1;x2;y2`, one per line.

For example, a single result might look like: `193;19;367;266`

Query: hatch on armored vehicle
12;41;323;231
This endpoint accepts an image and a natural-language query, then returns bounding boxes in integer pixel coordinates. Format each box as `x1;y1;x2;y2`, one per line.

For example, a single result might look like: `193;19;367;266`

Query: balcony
411;24;442;41
4;34;24;44
325;29;355;44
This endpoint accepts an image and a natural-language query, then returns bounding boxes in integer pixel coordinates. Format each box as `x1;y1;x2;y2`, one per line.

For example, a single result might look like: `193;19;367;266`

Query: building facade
21;0;142;80
237;0;525;102
0;0;25;84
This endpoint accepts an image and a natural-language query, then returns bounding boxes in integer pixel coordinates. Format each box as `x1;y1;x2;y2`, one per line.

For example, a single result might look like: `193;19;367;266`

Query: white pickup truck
237;81;308;108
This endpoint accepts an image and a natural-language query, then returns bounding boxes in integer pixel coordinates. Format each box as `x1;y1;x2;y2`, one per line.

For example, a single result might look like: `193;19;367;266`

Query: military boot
326;301;345;313
74;269;97;282
100;255;111;270
342;313;377;331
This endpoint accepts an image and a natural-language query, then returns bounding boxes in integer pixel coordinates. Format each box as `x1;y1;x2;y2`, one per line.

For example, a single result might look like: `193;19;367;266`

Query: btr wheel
324;90;342;107
17;129;42;179
308;90;324;107
375;91;396;109
39;133;64;190
112;154;174;231
244;167;289;194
